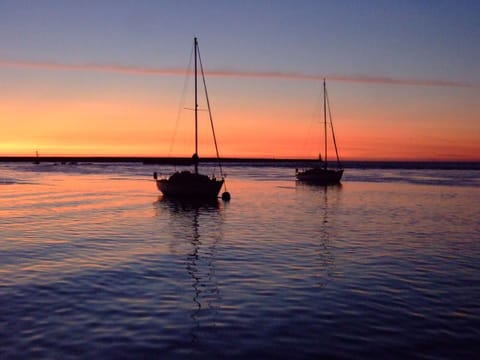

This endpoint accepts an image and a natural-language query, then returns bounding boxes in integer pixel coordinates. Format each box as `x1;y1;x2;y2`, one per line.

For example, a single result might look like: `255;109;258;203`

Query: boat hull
156;171;224;199
296;168;343;184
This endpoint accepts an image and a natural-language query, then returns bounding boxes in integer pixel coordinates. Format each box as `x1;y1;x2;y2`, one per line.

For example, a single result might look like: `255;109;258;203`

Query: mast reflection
295;182;342;287
153;197;224;348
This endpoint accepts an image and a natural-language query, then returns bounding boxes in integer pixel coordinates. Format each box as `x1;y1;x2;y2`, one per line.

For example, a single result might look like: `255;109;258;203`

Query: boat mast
194;37;199;174
326;84;343;170
323;79;327;170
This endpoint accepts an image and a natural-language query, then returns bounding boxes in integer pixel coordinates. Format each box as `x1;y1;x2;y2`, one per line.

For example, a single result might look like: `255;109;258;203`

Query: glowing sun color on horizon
1;68;479;161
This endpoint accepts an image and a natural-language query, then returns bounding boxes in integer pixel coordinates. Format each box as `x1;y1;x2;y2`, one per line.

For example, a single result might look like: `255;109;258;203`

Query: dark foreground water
1;162;479;359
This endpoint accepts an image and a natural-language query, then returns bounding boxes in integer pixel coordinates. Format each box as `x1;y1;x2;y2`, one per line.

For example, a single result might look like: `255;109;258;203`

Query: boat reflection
153;196;224;348
155;196;221;212
295;179;343;191
295;182;341;288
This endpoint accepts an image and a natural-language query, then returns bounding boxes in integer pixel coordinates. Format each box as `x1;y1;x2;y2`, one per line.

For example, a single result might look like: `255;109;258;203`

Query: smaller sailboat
296;79;343;184
153;38;230;201
33;150;40;165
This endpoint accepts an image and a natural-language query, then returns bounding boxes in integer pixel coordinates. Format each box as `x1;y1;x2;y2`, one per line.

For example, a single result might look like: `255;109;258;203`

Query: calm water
1;162;479;359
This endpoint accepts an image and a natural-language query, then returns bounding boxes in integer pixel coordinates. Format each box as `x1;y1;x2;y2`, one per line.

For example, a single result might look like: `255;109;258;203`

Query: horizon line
0;59;475;88
0;155;478;163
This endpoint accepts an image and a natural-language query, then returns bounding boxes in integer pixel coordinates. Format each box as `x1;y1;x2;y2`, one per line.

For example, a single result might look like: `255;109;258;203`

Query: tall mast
323;79;327;170
194;37;199;174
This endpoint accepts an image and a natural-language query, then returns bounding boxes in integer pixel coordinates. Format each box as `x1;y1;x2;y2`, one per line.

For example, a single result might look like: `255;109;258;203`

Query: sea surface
1;161;479;359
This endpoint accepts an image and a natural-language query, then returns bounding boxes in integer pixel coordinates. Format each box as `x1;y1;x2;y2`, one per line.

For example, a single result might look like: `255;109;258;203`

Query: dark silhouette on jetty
0;156;478;171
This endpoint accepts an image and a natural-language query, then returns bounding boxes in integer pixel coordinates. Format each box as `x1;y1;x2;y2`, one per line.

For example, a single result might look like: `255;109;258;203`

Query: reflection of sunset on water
0;170;168;286
1;162;479;358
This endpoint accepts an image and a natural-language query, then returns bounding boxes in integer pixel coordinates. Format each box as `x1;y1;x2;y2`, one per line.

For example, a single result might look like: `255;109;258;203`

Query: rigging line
305;108;318;159
167;44;194;157
301;83;323;160
326;84;342;169
197;44;226;183
306;86;323;159
324;79;327;170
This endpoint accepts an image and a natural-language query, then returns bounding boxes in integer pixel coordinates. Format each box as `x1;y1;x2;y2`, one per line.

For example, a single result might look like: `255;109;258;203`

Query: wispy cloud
208;69;474;88
0;60;187;76
0;59;474;88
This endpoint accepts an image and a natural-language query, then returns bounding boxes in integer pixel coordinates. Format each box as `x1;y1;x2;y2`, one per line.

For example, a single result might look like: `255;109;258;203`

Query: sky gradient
1;0;479;160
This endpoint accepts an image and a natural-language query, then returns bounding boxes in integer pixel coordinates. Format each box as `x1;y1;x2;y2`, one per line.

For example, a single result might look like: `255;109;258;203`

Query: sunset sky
1;0;479;160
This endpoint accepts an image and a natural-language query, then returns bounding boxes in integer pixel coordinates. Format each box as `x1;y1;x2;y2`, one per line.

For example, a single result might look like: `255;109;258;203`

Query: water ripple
1;164;479;358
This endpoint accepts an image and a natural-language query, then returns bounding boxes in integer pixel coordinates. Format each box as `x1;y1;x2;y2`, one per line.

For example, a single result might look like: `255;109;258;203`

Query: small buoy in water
221;191;231;201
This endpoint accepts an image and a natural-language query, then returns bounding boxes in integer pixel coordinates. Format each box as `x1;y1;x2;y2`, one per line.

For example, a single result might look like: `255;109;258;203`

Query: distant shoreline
0;156;478;170
0;156;311;164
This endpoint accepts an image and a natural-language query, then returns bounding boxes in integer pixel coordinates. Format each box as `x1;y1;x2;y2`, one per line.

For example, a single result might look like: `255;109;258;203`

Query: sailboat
33;150;40;165
296;79;343;184
153;38;230;201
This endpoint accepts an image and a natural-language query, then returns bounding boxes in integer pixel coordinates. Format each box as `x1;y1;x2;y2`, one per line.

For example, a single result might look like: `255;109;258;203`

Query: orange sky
1;86;479;161
1;66;479;161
